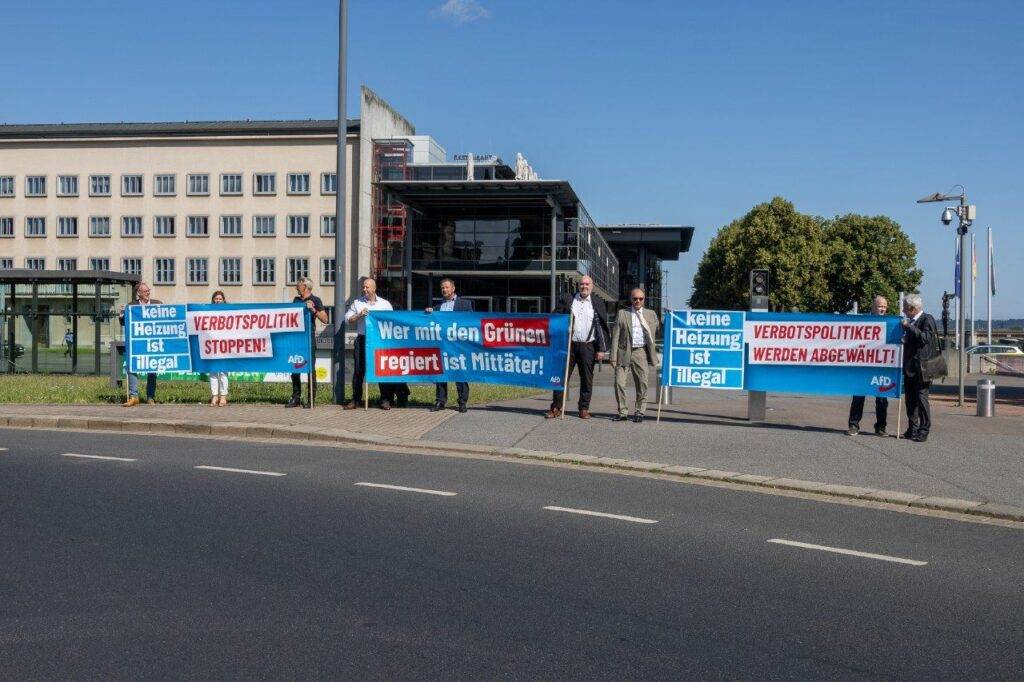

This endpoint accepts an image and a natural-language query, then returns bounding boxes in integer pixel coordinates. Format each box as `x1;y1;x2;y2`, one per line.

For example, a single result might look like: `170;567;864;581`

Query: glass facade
1;277;134;375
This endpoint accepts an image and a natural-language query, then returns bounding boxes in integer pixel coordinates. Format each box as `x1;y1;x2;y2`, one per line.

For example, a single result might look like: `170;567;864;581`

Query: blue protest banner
125;302;312;376
185;302;312;374
125;304;192;374
661;310;745;389
743;312;903;398
364;311;571;390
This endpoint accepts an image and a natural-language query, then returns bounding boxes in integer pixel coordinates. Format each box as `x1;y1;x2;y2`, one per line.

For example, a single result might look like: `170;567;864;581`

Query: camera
941;207;955;225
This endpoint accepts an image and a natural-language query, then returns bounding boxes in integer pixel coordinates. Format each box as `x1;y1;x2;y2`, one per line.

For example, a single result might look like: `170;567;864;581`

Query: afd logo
871;375;898;393
288;354;307;370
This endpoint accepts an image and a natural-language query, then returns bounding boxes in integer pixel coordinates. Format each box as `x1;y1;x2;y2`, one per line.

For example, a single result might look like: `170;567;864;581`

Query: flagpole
970;232;977;349
987;227;993;345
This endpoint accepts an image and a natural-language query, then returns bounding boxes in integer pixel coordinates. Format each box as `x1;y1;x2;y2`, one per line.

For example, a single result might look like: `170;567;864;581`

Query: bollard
976;379;996;417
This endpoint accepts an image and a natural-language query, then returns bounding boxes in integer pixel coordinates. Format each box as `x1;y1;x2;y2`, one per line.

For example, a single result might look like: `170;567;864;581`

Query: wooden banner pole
559;316;574;420
657;385;665;423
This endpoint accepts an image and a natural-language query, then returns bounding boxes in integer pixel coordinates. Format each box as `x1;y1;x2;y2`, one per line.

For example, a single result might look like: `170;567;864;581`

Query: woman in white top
208;290;229;406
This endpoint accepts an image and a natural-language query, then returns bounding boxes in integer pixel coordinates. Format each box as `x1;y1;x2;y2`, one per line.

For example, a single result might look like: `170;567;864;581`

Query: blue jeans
128;373;157;400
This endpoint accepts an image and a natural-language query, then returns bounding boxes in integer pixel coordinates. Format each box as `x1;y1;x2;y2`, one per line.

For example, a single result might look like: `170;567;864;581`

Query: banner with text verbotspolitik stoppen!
661;309;903;397
126;302;312;374
364;311;571;390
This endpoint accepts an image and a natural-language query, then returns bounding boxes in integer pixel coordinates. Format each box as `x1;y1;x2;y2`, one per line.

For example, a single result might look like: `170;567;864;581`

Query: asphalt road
2;428;1022;679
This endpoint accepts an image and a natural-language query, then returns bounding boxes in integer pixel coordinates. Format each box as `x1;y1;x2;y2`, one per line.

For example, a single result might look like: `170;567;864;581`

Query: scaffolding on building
372;140;411;276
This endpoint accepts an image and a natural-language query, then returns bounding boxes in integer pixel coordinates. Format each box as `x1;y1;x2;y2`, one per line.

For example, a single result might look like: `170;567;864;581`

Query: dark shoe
912;433;928;443
874;427;887;437
342;401;358;410
614;414;629;422
579;409;592;419
901;430;917;440
379;400;392;411
544;408;561;419
396;397;408;408
285;396;302;408
429;402;446;412
457;403;468;413
632;413;645;424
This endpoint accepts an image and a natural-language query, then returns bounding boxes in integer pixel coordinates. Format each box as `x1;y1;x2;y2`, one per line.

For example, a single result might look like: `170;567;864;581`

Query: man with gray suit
610;288;660;423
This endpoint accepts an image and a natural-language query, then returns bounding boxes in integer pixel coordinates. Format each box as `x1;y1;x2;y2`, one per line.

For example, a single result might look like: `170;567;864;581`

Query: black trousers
381;382;410;405
436;382;469;406
848;396;888;430
904;376;931;436
552;341;596;411
290;373;315;403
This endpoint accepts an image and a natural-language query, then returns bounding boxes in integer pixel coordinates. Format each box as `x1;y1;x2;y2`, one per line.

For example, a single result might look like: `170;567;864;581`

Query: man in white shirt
425;278;473;413
546;276;610;419
609;288;660;422
342;278;396;410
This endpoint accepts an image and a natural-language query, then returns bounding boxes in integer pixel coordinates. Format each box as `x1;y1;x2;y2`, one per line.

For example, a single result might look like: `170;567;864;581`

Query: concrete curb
2;413;1022;523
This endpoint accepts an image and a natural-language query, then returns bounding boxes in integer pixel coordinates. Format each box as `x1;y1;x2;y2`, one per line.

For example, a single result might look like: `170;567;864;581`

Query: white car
965;344;1023;356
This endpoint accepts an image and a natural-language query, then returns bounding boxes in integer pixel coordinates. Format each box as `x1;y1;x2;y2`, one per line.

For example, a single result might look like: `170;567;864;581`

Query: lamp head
941;207;955;226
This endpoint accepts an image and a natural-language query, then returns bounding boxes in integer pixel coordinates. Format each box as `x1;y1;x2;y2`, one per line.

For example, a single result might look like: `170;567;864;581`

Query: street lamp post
916;186;975;406
332;0;348;405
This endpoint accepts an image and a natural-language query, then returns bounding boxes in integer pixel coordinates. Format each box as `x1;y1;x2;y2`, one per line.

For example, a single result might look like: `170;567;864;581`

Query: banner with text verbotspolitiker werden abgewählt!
363;311;571;390
126;302;313;375
742;311;903;397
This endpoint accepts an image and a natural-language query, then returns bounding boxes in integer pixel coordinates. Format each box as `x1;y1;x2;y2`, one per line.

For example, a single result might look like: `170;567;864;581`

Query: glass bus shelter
0;270;139;375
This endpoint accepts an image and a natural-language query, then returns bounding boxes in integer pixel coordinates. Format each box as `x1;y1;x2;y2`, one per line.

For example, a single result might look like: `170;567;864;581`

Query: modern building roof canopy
0;119;360;140
378;179;583;214
0;269;141;285
598;225;694;260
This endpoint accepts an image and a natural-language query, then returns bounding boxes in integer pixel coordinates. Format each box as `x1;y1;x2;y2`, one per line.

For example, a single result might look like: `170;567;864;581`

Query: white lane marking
194;465;285;477
767;539;928;566
0;447;8;451
543;506;658;524
355;482;457;497
61;453;137;462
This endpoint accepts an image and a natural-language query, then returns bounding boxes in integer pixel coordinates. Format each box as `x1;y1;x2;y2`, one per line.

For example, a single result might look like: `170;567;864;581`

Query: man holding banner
287;278;328;408
546;276;609;420
426;278;473;413
119;282;162;406
342;277;397;410
846;296;890;436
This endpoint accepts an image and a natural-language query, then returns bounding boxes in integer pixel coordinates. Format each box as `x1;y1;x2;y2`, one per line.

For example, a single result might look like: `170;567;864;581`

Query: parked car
965;344;1024;356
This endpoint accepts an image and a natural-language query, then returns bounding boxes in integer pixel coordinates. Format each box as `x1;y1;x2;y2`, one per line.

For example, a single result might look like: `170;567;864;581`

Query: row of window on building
0;172;339;198
0;214;338;238
0;256;337;287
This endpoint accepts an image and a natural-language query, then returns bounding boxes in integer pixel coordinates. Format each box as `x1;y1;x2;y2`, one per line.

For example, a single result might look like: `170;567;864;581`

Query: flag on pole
989;231;996;296
972;236;977;282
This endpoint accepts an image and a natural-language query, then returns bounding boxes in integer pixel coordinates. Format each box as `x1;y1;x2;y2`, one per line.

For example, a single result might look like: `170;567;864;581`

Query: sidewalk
2;373;1022;521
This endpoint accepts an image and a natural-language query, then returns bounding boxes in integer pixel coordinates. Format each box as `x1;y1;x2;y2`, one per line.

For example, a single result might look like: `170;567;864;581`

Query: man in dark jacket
546;276;610;419
427;278;473;413
901;293;938;442
118;282;162;406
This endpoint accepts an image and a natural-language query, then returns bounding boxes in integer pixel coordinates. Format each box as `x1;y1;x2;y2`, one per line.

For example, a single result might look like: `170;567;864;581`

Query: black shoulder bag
919;324;947;381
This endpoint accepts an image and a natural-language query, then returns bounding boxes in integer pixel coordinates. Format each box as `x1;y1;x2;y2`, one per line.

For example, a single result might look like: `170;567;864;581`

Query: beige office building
0;86;415;318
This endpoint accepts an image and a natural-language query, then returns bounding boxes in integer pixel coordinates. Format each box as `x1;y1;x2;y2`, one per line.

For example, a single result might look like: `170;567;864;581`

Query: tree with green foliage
823;214;922;313
689;197;831;311
689;197;922;313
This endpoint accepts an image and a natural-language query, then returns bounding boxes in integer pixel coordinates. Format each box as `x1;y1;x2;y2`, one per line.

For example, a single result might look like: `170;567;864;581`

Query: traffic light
749;269;769;310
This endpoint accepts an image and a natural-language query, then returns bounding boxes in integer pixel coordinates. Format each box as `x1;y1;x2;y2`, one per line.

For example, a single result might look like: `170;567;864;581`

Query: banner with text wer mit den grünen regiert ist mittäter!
126;302;312;375
364;311;571;391
661;309;903;398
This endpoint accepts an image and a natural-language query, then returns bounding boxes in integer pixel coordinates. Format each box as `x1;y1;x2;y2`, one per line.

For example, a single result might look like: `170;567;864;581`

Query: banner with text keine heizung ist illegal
364;311;571;390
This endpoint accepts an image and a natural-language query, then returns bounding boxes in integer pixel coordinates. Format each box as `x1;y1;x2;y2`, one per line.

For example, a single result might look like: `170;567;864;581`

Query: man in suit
426;278;473;413
118;282;162;406
847;295;890;436
545;276;610;419
610;288;660;423
901;293;938;442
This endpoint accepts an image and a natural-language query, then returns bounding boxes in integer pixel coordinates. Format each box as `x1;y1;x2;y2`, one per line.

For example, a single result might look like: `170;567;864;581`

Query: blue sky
3;0;1021;317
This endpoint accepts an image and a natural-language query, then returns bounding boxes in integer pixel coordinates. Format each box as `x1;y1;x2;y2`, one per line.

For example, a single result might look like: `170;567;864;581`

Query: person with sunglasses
609;288;660;422
118;282;162;406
